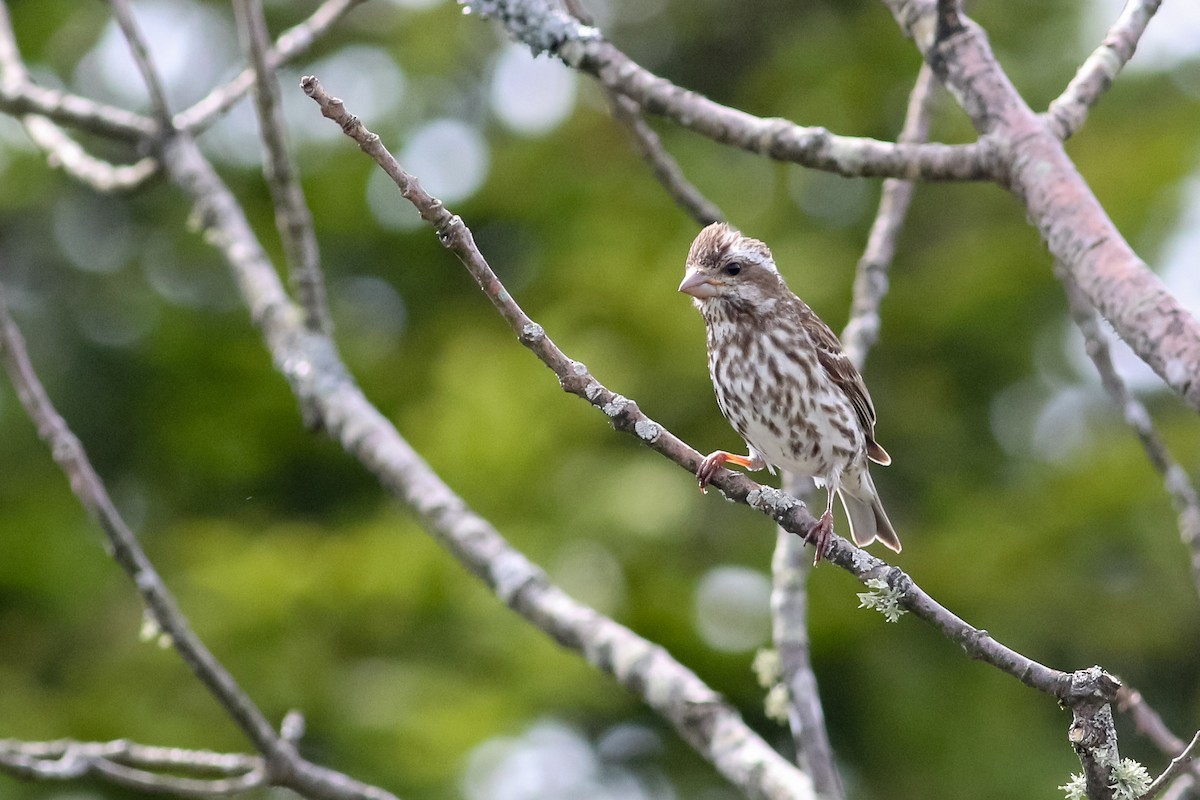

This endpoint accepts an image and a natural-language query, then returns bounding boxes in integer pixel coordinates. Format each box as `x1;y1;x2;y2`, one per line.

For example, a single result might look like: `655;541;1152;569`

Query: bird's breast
706;322;865;478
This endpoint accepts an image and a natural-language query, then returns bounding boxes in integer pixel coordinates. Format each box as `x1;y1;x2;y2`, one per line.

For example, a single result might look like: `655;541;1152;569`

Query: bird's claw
808;512;835;565
696;451;727;494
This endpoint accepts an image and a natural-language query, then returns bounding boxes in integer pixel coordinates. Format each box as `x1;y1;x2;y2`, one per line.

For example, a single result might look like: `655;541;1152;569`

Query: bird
678;222;900;561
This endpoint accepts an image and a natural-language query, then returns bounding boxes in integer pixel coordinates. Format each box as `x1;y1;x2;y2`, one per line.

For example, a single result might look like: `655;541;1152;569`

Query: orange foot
696;451;758;493
808;511;835;565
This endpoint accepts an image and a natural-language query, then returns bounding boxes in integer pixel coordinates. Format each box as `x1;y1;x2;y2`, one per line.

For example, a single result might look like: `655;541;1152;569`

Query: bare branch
0;285;398;795
175;0;367;134
605;90;725;225
883;0;1200;415
1118;685;1190;758
767;61;939;797
301;76;1122;717
770;511;843;799
842;63;936;367
0;1;154;142
563;0;723;225
462;0;994;181
158;109;817;799
1046;0;1162;140
1060;272;1200;599
0;286;282;760
22;116;158;191
1144;733;1200;800
233;0;331;334
107;0;174;127
0;4;157;190
0;739;270;798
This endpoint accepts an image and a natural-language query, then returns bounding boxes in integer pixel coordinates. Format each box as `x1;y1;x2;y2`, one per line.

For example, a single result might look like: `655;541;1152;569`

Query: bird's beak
678;268;719;299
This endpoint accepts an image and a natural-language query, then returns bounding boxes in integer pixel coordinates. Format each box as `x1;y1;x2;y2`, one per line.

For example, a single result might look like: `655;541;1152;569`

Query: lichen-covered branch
461;0;994;182
883;0;1200;415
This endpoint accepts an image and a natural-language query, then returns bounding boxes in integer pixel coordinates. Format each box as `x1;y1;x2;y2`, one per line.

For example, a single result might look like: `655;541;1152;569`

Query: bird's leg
696;450;763;493
807;488;837;565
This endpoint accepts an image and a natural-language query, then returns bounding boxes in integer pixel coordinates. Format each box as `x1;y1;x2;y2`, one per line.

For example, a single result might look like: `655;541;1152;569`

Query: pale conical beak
678;269;719;299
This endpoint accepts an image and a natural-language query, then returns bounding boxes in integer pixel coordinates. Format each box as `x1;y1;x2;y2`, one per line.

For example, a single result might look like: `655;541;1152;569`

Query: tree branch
0;739;265;797
769;514;841;799
0;285;282;760
560;0;723;225
158;113;816;799
842;63;936;367
233;0;331;335
301;77;1120;722
883;0;1200;415
604;89;725;225
1143;732;1200;800
0;4;157;191
107;0;173;127
461;0;995;182
1060;271;1200;600
1046;0;1162;140
0;284;401;800
174;0;367;134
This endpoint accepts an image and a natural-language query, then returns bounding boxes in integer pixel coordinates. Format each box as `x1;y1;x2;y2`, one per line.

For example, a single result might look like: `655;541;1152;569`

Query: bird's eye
723;262;742;276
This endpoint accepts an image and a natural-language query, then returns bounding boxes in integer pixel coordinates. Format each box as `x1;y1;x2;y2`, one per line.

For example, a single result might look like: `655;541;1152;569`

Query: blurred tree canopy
1;0;1199;798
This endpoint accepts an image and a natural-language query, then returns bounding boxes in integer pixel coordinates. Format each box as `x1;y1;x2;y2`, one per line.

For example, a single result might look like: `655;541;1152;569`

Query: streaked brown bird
679;222;900;560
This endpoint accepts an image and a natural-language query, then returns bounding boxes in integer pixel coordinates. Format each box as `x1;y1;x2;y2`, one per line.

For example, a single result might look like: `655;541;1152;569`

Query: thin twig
842;63;937;367
1144;732;1200;800
233;0;331;334
0;739;266;798
0;286;284;760
564;0;722;225
0;3;157;190
1060;271;1200;601
158;119;817;799
301;75;1117;711
175;0;367;134
604;92;725;225
1046;0;1162;140
107;0;174;127
22;116;158;191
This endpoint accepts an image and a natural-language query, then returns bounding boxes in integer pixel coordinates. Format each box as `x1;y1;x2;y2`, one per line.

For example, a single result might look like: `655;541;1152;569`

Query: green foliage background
1;0;1199;798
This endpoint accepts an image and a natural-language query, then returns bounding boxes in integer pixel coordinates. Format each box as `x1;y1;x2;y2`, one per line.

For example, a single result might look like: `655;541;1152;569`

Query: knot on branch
1065;666;1122;705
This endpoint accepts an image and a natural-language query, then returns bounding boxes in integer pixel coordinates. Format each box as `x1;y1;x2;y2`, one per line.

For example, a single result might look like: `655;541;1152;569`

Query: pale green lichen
1058;773;1087;800
1109;756;1152;800
1059;750;1151;800
763;683;790;724
856;577;907;623
752;648;781;688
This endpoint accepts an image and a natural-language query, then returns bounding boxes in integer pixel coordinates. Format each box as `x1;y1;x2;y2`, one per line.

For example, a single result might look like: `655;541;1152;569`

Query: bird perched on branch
678;222;900;561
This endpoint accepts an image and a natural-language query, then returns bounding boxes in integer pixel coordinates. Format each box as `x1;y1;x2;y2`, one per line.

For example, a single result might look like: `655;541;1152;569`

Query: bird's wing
799;304;891;465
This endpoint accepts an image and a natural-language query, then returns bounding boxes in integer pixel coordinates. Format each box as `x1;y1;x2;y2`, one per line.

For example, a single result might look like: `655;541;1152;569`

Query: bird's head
678;222;784;315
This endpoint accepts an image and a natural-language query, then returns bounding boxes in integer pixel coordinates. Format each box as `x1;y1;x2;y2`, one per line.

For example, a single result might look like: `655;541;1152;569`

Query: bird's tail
838;471;900;553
